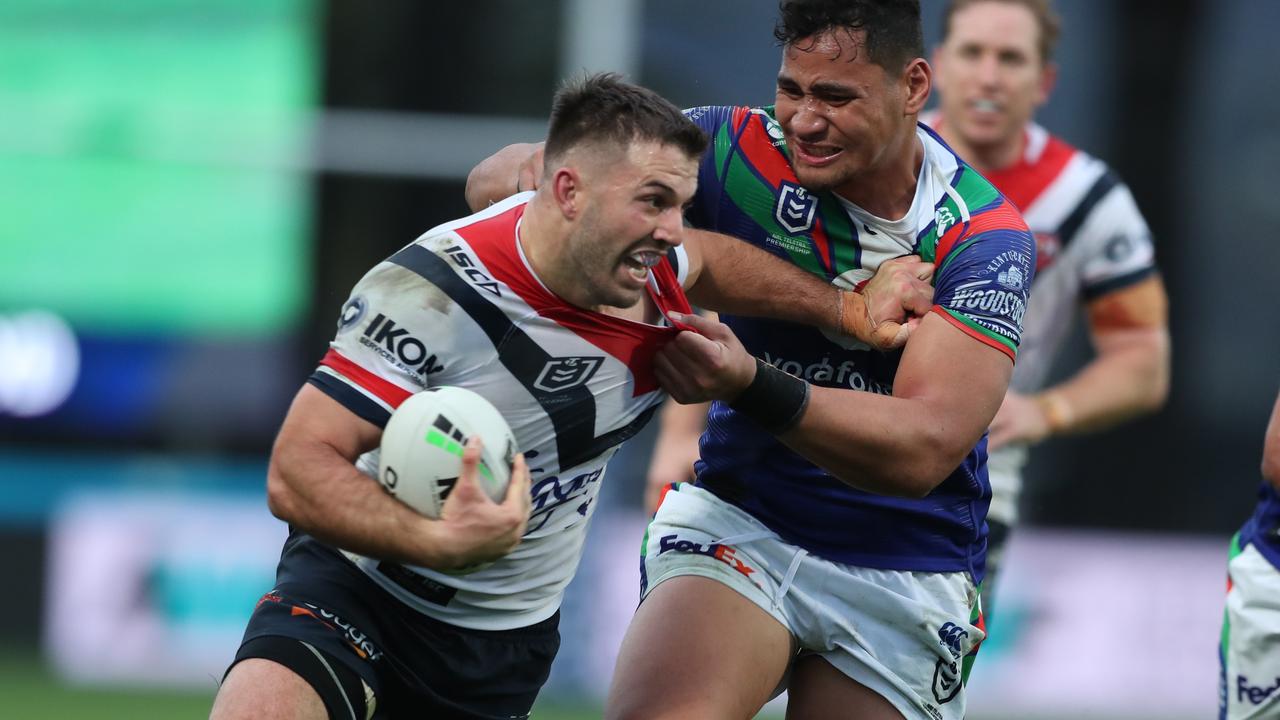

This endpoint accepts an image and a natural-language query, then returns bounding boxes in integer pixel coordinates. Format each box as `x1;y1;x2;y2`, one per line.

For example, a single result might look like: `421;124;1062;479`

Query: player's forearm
686;230;840;332
1262;391;1280;489
777;389;977;498
267;440;450;567
464;142;541;211
1037;329;1169;435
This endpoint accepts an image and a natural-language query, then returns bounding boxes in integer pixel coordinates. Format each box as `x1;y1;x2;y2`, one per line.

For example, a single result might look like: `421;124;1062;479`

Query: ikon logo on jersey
533;356;602;393
775;181;817;234
359;313;445;377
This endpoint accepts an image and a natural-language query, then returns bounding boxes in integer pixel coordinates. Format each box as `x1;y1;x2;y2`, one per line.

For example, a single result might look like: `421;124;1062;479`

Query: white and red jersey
307;192;692;630
926;116;1159;524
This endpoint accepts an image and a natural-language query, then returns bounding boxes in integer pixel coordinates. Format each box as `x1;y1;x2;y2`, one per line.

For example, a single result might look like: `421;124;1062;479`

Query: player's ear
1036;61;1058;108
903;58;932;116
550;166;581;220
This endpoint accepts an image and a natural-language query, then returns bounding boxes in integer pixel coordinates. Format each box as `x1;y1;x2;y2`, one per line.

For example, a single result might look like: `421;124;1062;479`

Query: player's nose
653;207;684;247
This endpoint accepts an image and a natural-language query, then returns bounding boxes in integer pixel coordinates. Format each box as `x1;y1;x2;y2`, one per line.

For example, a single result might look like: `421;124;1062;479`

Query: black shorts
228;531;560;720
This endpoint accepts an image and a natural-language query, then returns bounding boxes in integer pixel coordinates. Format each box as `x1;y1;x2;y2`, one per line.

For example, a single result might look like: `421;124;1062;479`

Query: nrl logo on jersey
534;356;602;393
776;181;817;234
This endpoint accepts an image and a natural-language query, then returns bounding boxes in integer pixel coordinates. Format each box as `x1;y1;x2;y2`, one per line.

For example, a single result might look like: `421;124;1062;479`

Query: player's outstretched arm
465;142;545;211
656;311;1011;498
266;384;530;569
1263;388;1280;490
682;229;934;351
988;275;1170;449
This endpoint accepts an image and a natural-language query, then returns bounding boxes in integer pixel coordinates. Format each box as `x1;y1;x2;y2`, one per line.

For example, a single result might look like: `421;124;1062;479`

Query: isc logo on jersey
338;296;445;377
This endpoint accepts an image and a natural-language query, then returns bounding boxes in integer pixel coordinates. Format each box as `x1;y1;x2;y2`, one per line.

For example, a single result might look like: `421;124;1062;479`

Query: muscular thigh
607;575;794;720
786;655;904;720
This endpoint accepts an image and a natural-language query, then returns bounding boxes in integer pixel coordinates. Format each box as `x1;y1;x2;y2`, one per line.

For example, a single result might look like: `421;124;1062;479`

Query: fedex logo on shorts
1237;675;1280;705
657;534;756;578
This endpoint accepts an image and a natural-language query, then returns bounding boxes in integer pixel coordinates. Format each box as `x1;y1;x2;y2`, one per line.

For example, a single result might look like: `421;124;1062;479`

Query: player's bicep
893;312;1013;449
1084;273;1168;334
276;383;383;464
933;227;1036;361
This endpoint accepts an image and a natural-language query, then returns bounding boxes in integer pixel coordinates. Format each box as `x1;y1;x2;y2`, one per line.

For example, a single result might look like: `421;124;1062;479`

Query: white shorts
1221;537;1280;720
641;483;985;720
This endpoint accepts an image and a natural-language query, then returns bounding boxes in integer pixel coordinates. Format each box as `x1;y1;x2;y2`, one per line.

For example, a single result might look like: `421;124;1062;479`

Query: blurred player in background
1220;386;1280;720
926;0;1171;622
212;73;929;720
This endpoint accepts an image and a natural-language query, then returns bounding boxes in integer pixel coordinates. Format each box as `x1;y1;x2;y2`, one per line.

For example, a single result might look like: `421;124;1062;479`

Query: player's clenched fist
839;254;935;351
655;312;758;405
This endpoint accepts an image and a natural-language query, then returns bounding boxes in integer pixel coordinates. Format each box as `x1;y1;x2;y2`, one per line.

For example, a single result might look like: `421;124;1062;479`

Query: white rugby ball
377;387;517;520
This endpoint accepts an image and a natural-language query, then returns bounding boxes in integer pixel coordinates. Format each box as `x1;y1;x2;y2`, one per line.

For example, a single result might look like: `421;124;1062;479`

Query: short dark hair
774;0;924;72
941;0;1061;63
543;73;707;167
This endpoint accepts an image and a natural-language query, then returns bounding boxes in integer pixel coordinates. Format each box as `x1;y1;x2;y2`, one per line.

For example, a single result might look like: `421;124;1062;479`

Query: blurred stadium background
2;0;1278;718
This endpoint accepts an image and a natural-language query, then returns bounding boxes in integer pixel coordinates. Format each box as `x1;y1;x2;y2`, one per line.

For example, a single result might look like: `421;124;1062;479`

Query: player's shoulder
920;126;1028;236
351;193;530;305
683;105;784;144
1030;123;1131;196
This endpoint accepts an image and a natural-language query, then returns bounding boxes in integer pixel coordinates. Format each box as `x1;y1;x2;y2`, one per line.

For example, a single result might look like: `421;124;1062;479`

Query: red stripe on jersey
982;134;1076;212
319;349;414;409
460;203;690;396
735;110;835;274
937;199;1029;266
931;307;1017;361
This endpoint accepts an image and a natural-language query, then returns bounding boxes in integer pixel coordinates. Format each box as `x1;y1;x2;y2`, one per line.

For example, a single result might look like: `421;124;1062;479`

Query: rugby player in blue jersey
1220;387;1280;720
610;1;1034;718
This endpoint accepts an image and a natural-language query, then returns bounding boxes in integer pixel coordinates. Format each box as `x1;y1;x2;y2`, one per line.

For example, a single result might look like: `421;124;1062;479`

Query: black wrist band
729;358;810;435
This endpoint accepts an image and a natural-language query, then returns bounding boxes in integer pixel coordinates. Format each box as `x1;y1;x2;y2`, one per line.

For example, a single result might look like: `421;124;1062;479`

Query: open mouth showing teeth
630;251;663;268
623;250;662;282
972;99;1000;112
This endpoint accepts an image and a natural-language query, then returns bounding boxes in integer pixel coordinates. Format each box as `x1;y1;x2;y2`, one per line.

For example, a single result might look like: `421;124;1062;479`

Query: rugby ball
377;387;517;520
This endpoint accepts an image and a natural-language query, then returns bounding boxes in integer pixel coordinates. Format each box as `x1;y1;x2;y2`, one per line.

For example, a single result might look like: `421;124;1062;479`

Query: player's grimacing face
934;1;1051;151
571;140;697;309
774;30;910;195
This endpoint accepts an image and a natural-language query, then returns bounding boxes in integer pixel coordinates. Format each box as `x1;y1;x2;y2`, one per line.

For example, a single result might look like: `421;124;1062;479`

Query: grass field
0;649;607;720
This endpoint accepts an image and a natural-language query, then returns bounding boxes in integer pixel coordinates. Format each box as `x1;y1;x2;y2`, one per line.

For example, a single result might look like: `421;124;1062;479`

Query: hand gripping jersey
307;192;693;630
925;116;1160;525
683;105;1035;582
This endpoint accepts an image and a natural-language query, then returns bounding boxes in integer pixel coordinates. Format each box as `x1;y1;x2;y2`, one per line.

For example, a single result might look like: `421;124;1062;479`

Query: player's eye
999;50;1028;68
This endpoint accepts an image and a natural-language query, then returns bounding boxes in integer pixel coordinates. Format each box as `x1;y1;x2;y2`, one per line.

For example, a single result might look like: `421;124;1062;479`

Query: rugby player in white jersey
1220;386;1280;720
929;0;1170;621
210;74;934;720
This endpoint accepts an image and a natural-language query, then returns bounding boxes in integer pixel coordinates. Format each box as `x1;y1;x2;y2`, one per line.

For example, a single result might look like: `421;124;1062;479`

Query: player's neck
833;131;924;220
516;197;580;302
939;125;1024;175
